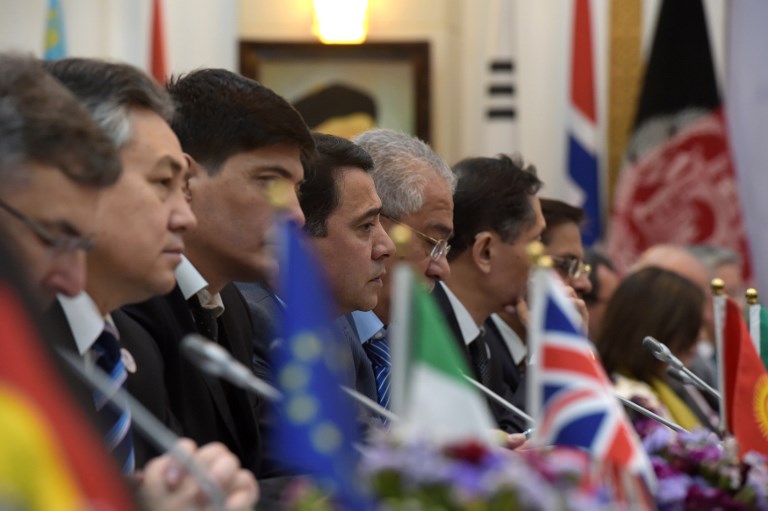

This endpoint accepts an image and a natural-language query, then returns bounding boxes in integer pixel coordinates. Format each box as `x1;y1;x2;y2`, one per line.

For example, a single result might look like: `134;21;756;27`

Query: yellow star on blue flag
44;0;67;60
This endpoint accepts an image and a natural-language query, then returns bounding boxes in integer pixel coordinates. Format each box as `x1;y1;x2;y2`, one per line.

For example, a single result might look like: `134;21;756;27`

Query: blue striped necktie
363;329;391;409
91;322;135;474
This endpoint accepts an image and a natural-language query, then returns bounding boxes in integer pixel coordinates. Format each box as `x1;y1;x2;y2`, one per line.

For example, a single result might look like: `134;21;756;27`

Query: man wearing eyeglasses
0;54;121;307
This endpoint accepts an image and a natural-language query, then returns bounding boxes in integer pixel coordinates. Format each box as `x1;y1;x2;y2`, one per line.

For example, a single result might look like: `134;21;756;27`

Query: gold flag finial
527;241;552;268
746;288;759;305
267;180;293;211
389;224;412;257
711;278;725;296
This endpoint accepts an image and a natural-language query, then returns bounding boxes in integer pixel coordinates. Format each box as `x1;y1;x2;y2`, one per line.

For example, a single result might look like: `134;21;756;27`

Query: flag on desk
566;0;601;245
271;219;369;509
389;265;496;445
0;283;135;510
527;266;654;487
43;0;67;60
718;296;768;455
606;0;751;279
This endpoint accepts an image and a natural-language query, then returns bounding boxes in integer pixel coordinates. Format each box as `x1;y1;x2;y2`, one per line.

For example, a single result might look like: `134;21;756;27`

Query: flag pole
388;226;414;416
524;241;550;439
712;278;727;436
747;288;761;354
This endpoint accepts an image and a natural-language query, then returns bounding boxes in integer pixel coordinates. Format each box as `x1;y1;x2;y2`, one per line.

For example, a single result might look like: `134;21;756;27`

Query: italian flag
389;265;496;445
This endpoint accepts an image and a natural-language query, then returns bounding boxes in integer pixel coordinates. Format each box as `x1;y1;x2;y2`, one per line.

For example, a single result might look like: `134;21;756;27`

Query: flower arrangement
361;438;614;511
636;421;768;511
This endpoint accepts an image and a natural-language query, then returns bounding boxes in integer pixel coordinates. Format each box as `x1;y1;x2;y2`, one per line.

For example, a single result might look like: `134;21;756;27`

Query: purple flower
656;473;693;506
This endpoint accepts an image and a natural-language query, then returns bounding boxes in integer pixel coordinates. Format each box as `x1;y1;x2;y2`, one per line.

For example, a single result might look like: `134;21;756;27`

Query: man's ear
183;154;199;202
471;231;494;274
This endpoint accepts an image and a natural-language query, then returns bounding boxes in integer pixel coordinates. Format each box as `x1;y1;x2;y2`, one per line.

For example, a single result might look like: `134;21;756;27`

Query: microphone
614;394;689;434
56;349;226;509
181;334;282;402
667;366;697;387
642;336;683;370
643;336;721;400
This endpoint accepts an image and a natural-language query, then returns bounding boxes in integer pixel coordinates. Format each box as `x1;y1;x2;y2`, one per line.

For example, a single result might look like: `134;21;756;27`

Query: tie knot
363;333;390;366
93;322;121;370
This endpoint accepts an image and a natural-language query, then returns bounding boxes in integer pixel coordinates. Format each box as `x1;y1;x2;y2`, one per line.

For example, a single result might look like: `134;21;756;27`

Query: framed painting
239;41;431;142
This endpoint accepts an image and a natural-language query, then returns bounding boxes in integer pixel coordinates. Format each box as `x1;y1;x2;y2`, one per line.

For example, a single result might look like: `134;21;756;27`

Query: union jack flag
527;266;655;488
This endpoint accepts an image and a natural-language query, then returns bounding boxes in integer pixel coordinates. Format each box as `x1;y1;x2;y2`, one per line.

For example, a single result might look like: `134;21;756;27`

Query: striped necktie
363;329;391;409
91;322;135;474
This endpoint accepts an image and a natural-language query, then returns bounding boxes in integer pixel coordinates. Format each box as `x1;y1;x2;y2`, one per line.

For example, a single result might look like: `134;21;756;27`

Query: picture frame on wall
239;41;431;143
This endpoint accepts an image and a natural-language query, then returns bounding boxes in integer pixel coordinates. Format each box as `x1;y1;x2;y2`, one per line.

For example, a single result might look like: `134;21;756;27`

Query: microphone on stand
181;334;283;402
642;336;721;400
56;349;227;509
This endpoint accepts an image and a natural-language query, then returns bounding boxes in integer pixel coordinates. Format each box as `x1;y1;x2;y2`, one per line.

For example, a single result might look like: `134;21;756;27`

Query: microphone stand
57;349;227;510
643;336;721;400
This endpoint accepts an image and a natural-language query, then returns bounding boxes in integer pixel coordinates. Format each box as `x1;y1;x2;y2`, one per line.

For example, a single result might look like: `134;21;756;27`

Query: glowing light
313;0;369;44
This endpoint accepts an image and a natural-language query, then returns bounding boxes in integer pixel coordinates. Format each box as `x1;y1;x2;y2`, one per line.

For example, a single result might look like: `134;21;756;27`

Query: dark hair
540;198;585;245
582;248;617;305
448;153;542;259
166;68;315;173
595;267;703;381
300;132;374;237
0;53;120;187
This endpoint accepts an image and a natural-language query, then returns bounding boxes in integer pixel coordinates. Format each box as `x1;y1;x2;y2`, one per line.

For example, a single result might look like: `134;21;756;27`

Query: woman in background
595;266;715;432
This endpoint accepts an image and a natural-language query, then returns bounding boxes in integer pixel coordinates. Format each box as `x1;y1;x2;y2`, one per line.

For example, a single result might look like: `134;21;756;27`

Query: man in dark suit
122;69;315;478
436;153;545;434
299;133;395;403
44;58;258;508
490;198;592;432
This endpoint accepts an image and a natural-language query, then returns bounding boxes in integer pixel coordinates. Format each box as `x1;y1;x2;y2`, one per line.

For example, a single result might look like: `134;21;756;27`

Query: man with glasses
0;54;121;307
433;153;544;435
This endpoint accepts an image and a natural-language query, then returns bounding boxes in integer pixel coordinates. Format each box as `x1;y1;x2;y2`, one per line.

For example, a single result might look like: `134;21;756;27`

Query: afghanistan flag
606;0;751;279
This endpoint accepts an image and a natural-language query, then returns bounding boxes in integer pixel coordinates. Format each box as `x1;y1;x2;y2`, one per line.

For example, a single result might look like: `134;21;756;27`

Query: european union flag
271;219;369;509
44;0;67;60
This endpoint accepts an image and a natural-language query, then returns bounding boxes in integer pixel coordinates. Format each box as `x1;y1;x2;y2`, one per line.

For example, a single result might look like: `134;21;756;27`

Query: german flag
0;283;136;510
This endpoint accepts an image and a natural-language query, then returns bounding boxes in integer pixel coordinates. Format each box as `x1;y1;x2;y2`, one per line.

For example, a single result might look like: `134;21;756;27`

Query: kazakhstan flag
44;0;67;60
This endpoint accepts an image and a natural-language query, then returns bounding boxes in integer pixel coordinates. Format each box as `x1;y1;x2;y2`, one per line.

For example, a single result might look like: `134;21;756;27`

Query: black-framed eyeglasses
381;213;451;262
550;254;591;280
0;198;94;254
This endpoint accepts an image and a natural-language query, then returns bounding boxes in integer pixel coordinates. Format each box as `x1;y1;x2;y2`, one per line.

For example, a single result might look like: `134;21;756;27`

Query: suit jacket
431;284;522;433
484;317;530;432
123;283;263;474
235;281;281;382
335;313;378;402
45;303;179;468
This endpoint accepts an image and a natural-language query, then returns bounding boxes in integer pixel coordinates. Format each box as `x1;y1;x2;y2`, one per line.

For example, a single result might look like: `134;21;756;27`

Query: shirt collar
490;313;527;364
57;292;105;356
175;255;225;317
439;281;480;345
350;310;385;343
175;255;208;300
